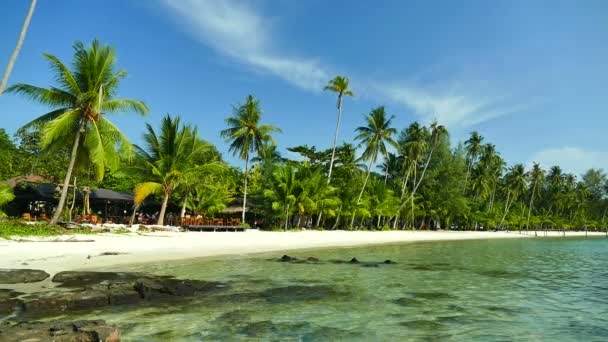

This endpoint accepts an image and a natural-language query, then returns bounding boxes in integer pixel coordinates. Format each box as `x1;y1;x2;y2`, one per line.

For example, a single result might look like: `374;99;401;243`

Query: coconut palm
0;0;37;95
464;131;484;189
264;164;300;230
221;95;281;223
497;164;528;230
6;39;148;224
324;76;354;184
0;184;15;217
125;115;208;225
350;106;397;227
526;162;545;235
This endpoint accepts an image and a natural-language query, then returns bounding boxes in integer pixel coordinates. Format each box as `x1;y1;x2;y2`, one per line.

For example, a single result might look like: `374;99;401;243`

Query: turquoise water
72;238;607;341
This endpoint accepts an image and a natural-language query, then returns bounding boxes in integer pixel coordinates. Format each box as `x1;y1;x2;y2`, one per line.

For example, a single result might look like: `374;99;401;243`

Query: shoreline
1;230;605;278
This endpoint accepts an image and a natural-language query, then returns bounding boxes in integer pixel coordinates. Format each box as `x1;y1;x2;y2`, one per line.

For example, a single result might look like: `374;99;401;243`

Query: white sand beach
1;229;605;276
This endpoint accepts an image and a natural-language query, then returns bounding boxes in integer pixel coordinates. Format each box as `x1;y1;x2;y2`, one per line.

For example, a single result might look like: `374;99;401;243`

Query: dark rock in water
383;259;396;264
406;292;457;300
392;297;423;306
361;263;379;268
0;289;23;316
260;285;346;304
0;269;50;284
303;326;362;341
11;272;229;318
399;319;444;330
349;257;359;263
238;320;275;337
280;255;296;262
133;278;224;299
306;257;320;262
0;320;119;342
51;271;141;287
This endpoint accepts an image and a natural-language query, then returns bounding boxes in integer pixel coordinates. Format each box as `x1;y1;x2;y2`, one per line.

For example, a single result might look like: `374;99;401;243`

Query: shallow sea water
64;237;608;341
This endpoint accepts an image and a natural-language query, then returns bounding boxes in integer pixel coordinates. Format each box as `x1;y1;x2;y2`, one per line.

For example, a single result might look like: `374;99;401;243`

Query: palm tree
0;184;15;216
350;106;397;228
7;39;148;224
126;115;208;225
221;95;281;224
324;76;354;184
464;131;484;190
0;0;37;95
497;164;528;230
264;164;300;230
396;121;447;221
526;163;545;235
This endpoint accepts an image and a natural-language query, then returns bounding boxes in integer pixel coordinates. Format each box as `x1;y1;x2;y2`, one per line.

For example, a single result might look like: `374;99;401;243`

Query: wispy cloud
160;0;329;92
528;146;608;176
159;0;523;128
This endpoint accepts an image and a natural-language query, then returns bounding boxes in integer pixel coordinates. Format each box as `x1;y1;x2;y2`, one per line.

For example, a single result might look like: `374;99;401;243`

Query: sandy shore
0;230;605;276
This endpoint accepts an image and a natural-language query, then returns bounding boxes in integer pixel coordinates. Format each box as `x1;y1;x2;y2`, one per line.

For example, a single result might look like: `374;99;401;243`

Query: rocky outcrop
2;271;228;319
0;269;50;284
0;320;119;342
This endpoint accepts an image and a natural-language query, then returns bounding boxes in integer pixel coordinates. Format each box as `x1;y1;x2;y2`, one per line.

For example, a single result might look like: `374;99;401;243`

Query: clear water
64;238;607;341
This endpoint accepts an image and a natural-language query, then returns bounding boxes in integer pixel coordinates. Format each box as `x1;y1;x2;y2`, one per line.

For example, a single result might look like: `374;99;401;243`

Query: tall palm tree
350;106;397;227
464;131;484;189
0;0;37;95
497;164;528;230
7;39;148;224
221;95;280;223
526;162;545;235
126;115;208;225
396;121;447;220
324;76;354;184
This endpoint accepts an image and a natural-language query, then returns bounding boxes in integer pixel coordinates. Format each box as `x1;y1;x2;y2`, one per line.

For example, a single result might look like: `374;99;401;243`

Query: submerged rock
8;272;228;319
349;258;360;263
280;255;296;262
0;289;23;316
0;320;119;342
51;271;142;287
383;259;397;264
0;269;50;284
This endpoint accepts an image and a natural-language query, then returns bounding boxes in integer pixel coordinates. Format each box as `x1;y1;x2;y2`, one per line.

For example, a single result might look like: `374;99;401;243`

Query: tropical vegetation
1;40;607;233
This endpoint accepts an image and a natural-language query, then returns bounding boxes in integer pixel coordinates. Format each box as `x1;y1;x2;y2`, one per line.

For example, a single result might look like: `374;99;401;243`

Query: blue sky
1;0;606;175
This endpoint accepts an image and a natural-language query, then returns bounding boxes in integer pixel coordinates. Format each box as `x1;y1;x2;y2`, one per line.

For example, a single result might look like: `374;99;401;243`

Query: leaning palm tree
526;162;545;235
0;0;37;95
125;115;208;225
350;106;397;227
221;95;281;224
324;76;354;184
6;39;148;224
497;164;528;230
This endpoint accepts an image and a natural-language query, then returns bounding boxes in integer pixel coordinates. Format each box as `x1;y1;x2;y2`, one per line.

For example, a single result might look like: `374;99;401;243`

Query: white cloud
160;0;329;92
159;0;523;128
528;147;608;176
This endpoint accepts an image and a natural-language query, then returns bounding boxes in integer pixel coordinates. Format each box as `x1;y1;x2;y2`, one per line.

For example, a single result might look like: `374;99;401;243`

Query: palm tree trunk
316;210;322;227
50;119;85;225
0;0;36;95
411;163;417;228
68;177;77;221
377;215;381;228
526;180;537;235
284;203;290;231
351;155;375;228
327;96;343;184
157;191;170;225
332;206;342;230
497;192;512;230
129;203;140;227
242;153;249;223
180;193;188;218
